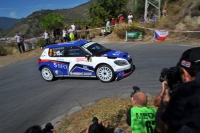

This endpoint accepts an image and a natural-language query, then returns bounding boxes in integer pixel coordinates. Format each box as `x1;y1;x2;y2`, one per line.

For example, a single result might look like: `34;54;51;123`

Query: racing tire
41;66;55;81
96;64;114;82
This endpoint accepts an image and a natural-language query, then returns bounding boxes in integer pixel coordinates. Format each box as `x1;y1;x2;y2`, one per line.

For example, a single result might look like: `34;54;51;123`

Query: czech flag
154;30;169;41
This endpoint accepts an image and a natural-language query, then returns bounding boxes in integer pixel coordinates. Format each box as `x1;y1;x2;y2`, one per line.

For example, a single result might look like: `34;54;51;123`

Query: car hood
103;49;130;60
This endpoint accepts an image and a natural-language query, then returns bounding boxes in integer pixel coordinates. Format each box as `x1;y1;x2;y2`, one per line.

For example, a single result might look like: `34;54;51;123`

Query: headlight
114;60;128;66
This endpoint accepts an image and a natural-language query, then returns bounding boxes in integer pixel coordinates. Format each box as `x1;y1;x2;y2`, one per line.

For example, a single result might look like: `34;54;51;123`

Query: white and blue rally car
38;40;135;82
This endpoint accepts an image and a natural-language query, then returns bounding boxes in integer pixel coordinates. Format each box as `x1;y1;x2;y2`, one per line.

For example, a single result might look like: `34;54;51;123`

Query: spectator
71;23;76;31
51;28;56;44
43;30;50;46
24;125;42;133
101;27;107;36
88;117;107;133
68;26;75;41
111;17;116;27
62;27;67;42
84;24;90;40
118;14;124;23
76;25;82;40
42;122;57;133
55;27;61;41
140;18;145;24
162;8;168;16
155;47;200;133
152;16;156;23
127;12;133;24
14;31;25;53
126;92;157;133
105;18;110;31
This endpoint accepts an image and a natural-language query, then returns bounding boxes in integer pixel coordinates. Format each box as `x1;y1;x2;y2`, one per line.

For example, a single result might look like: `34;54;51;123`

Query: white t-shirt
62;30;67;37
128;15;133;20
43;32;49;39
14;35;21;43
71;25;76;31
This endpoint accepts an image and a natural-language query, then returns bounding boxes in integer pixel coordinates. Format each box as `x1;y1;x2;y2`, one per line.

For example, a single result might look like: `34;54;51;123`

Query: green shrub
0;46;8;56
114;23;146;39
36;39;46;47
0;43;18;56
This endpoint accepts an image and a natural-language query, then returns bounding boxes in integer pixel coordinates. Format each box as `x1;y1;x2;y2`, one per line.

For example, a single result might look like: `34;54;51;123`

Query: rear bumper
115;64;135;81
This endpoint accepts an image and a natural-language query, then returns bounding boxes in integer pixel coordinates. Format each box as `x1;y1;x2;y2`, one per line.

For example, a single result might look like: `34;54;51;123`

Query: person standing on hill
55;27;61;41
126;91;157;133
84;24;90;40
62;27;67;42
14;31;25;53
111;17;116;27
118;14;124;24
43;30;50;46
128;12;133;24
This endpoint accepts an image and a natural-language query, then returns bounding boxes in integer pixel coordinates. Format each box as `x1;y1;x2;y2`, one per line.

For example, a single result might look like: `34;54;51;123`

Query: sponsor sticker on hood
105;50;129;60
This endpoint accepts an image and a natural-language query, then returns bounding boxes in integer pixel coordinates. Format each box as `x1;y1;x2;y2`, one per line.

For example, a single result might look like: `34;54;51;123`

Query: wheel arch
94;63;113;73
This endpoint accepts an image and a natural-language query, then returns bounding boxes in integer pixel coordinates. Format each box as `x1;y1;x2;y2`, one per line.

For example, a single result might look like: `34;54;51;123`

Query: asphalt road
0;43;196;133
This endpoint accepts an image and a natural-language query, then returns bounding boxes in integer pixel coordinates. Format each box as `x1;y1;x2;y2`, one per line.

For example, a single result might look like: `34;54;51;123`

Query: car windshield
84;43;110;56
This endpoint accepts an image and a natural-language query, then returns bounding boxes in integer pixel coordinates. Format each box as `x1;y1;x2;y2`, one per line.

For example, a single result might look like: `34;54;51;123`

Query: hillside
1;2;90;38
0;17;21;30
155;0;200;39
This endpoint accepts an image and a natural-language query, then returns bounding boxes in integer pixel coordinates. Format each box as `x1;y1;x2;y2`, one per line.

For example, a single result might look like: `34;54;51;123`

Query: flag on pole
154;30;169;41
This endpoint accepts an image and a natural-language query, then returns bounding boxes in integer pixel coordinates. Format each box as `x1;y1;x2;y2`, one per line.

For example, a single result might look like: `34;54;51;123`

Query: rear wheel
41;66;54;81
96;65;114;82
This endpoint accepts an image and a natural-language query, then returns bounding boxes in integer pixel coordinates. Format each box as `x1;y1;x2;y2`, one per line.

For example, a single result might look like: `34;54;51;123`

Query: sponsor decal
181;60;191;68
70;72;92;75
113;51;121;56
76;58;88;62
56;58;64;61
82;42;95;48
53;63;67;69
83;66;88;69
55;70;58;75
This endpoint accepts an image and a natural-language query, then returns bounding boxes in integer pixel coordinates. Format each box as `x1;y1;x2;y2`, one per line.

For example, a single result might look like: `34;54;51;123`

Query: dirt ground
0;48;42;68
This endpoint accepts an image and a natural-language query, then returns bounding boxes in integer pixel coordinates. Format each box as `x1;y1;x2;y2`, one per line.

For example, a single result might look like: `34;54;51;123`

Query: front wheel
41;66;54;81
96;65;114;82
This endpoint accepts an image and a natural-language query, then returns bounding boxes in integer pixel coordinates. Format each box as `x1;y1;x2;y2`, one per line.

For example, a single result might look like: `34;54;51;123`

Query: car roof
45;40;88;49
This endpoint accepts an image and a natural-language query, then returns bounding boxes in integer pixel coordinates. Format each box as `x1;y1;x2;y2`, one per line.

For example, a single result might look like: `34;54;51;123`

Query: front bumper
115;64;135;81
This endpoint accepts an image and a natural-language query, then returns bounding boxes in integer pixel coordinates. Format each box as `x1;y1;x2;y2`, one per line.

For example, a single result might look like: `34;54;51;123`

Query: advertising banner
126;31;142;41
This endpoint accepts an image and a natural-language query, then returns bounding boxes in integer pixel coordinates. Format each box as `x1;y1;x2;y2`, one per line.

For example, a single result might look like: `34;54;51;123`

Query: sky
0;0;89;19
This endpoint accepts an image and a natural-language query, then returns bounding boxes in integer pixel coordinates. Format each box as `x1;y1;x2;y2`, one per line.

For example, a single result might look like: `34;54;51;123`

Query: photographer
155;47;200;133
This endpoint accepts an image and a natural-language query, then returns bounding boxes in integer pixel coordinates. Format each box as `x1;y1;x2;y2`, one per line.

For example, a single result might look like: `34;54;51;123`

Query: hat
130;86;140;97
178;47;200;70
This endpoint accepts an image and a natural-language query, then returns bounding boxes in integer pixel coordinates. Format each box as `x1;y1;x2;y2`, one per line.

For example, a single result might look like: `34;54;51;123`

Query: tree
88;0;129;24
39;13;65;30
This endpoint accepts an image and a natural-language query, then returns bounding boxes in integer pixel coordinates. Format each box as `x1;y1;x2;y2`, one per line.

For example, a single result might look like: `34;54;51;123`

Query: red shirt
119;16;124;22
111;19;116;25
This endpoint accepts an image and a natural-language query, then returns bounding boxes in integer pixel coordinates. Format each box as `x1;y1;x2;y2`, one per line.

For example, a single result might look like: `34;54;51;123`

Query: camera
159;67;182;90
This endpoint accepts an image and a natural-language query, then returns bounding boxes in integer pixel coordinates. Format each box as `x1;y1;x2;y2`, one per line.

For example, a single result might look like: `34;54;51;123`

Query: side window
49;47;66;57
67;46;86;57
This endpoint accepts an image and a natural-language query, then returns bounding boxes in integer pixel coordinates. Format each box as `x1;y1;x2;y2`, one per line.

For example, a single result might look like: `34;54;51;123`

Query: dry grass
0;48;42;67
56;97;156;133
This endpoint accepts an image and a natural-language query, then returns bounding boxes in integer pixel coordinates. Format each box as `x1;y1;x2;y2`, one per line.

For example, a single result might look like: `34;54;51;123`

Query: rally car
38;40;135;82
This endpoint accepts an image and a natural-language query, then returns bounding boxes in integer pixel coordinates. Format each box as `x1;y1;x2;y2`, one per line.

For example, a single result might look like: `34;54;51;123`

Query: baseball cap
177;47;200;70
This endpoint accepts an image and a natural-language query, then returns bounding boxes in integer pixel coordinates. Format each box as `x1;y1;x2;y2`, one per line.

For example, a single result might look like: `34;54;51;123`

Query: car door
48;47;69;76
66;46;95;76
